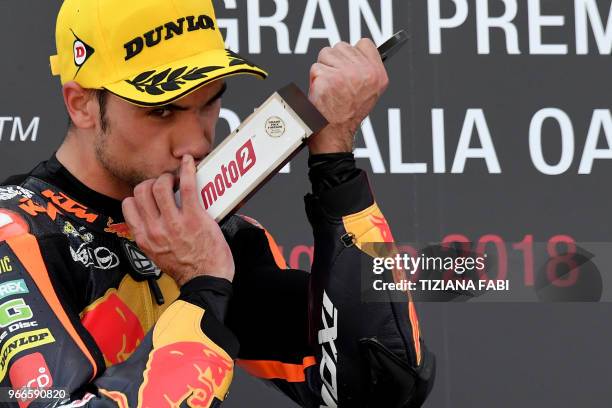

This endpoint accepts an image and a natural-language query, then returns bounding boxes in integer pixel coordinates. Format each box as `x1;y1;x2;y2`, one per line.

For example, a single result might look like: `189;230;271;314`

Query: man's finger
179;154;200;212
335;41;362;63
356;38;388;86
355;38;380;62
355;38;384;71
133;179;161;222
309;62;333;92
317;47;345;68
152;173;180;220
310;62;335;81
355;38;386;69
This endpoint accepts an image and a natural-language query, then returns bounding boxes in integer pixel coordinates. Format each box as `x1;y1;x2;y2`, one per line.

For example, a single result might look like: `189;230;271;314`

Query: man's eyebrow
155;103;189;111
156;83;227;111
205;82;227;106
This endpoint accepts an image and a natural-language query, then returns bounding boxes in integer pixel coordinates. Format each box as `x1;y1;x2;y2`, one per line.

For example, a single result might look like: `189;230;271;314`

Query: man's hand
122;155;234;286
308;39;389;154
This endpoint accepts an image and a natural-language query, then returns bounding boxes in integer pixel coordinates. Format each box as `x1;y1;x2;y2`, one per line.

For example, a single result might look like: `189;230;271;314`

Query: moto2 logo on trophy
201;139;257;209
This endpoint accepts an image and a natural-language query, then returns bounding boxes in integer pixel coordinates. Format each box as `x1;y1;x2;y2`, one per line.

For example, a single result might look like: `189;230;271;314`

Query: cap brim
104;49;267;107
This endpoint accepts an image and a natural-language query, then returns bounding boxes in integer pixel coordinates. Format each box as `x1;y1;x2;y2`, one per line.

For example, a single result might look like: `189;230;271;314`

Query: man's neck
56;132;133;201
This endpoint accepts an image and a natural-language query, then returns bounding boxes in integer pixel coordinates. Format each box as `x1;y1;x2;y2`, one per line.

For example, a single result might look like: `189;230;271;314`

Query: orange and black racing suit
0;153;434;407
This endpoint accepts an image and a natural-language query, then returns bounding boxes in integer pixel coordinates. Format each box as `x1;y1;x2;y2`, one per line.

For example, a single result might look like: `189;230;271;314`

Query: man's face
94;80;226;187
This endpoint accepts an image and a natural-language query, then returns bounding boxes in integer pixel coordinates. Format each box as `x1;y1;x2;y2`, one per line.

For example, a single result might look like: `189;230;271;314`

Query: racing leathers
0;152;434;407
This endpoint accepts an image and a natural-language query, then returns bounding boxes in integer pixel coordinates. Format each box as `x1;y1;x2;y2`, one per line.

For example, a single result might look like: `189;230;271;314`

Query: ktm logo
201;139;256;210
18;190;98;223
124;15;215;61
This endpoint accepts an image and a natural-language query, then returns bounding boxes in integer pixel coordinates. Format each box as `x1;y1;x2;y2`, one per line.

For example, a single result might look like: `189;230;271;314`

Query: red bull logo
201;139;256;209
139;341;233;407
104;219;133;240
370;214;394;243
81;293;144;365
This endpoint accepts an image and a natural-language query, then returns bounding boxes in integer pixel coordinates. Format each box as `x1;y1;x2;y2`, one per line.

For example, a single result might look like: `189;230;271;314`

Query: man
0;0;434;406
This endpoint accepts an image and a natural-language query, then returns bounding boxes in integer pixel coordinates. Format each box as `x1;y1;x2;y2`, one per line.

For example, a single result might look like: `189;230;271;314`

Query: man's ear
63;81;98;129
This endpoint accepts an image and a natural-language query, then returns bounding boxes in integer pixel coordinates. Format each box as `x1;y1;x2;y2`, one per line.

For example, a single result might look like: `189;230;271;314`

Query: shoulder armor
0;185;38;241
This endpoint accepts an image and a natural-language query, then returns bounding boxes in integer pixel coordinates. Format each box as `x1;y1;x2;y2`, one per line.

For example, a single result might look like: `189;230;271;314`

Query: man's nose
173;113;213;161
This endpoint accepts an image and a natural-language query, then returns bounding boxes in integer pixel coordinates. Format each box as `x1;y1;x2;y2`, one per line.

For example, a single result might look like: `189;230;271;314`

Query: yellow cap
50;0;267;106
